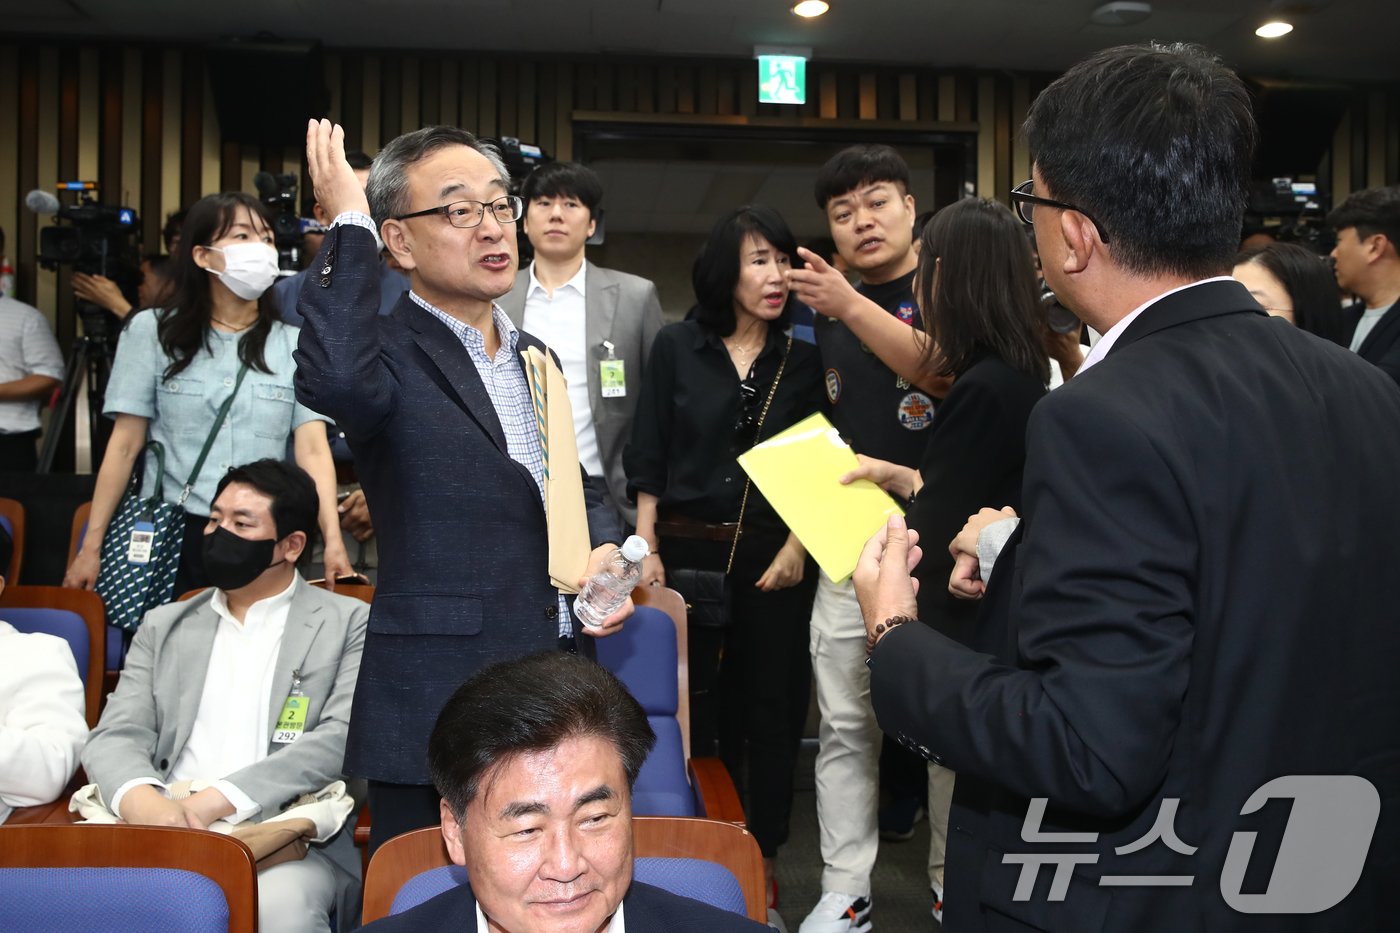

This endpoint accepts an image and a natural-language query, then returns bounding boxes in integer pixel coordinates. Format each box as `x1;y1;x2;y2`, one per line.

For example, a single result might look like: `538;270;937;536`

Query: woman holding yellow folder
841;197;1049;645
625;205;824;908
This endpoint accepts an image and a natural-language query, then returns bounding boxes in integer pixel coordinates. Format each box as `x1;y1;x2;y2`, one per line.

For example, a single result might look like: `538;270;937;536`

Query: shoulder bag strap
177;361;251;508
726;334;793;574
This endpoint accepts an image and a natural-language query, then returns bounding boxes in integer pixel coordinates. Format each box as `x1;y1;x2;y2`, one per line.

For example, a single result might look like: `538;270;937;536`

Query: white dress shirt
0;296;65;434
476;900;625;932
111;575;297;822
521;260;604;477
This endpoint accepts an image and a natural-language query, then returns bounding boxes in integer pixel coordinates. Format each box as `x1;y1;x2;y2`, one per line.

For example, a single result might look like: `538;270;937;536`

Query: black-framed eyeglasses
1010;180;1111;244
393;195;524;228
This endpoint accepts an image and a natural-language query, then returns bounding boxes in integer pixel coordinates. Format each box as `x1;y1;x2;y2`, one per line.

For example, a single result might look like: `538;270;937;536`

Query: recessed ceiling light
1256;21;1294;38
792;0;830;17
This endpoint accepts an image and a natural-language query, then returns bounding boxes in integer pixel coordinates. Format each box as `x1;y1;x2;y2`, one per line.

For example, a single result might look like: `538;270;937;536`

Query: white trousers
810;572;959;896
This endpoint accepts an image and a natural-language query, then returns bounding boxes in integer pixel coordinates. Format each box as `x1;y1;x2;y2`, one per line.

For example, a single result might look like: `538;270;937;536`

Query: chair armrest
688;757;746;825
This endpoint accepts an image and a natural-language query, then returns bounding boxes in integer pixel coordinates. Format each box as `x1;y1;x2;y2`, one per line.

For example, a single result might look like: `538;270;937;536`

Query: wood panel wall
0;41;1396;337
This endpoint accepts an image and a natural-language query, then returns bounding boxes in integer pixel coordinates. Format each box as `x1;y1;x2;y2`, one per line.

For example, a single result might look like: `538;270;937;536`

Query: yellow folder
738;412;904;583
522;346;590;593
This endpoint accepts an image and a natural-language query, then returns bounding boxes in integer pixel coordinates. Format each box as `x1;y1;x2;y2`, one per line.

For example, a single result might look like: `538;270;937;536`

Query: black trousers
664;525;816;858
367;781;443;858
0;430;40;472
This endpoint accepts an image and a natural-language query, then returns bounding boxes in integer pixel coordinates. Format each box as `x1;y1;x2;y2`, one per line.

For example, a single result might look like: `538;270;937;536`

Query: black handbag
667;337;792;629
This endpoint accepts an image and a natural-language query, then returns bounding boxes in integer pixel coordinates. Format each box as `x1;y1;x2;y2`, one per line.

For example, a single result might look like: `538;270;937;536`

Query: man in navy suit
855;44;1400;931
296;120;626;854
361;652;766;933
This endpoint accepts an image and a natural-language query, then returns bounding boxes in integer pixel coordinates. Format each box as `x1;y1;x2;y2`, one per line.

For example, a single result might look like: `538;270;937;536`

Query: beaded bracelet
866;614;917;656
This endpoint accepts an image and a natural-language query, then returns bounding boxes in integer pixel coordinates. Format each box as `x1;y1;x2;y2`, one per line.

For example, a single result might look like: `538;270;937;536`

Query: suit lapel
169;598;220;762
264;578;325;745
398;297;510;454
585;265;619;413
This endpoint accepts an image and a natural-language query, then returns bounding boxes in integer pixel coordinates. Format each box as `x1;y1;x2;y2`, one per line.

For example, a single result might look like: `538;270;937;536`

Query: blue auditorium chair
0;584;107;726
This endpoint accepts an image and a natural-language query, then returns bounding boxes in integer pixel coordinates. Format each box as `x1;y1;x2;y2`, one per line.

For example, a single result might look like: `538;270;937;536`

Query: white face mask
206;242;280;300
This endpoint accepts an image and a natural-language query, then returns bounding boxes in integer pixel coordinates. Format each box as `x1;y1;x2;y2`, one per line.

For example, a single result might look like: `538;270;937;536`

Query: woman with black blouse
626;205;824;903
845;197;1047;642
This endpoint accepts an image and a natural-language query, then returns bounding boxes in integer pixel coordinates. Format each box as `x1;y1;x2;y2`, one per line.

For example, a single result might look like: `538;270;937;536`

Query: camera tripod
37;303;118;473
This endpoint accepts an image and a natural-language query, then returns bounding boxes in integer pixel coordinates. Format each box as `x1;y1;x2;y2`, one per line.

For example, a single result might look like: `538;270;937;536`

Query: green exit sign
758;55;806;105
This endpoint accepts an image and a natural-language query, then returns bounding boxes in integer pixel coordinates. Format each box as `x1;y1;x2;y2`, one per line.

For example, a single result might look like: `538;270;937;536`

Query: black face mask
201;525;279;591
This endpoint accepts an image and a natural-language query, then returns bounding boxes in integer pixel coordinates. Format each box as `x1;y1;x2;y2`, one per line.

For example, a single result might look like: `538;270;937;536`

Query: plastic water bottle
573;535;651;629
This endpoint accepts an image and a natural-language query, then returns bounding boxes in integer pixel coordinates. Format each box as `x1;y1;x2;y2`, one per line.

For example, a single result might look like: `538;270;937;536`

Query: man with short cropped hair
787;146;952;933
857;43;1400;931
1328;185;1400;383
82;459;368;933
499;161;664;528
360;651;765;932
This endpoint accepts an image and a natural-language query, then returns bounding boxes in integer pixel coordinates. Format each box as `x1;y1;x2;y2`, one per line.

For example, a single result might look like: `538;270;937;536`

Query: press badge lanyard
599;340;626;398
273;669;310;744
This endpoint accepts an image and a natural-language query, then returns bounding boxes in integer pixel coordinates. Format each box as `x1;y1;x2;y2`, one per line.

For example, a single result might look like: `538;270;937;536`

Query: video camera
253;171;307;273
32;182;140;280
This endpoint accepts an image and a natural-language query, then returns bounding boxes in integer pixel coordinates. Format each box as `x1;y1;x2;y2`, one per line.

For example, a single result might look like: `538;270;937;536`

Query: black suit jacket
907;353;1045;646
294;224;621;783
871;280;1400;931
1354;301;1400;385
359;879;768;932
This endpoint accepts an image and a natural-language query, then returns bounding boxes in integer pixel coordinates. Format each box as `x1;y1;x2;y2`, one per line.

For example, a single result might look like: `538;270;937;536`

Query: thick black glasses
393;195;524;228
1010;180;1111;244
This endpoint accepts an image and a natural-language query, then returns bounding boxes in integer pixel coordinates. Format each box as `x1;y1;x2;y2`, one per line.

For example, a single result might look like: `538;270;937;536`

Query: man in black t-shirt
787;146;952;933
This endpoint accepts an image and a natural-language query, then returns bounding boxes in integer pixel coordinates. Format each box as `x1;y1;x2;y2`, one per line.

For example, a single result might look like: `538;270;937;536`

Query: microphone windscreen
25;189;61;215
253;172;278;198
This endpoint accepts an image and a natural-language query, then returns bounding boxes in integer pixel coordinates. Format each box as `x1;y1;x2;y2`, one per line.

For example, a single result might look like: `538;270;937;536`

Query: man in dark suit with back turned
295;120;626;855
855;44;1400;931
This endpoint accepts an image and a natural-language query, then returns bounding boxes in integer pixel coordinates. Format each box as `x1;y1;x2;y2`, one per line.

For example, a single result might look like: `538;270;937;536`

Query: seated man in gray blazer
82;458;368;933
498;161;664;527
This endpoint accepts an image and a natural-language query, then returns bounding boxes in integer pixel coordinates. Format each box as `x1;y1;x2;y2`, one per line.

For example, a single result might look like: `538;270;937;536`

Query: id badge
273;673;310;744
127;521;156;565
600;359;626;398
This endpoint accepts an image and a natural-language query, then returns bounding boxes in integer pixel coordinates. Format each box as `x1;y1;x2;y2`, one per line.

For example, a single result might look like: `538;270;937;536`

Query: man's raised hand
306;119;370;221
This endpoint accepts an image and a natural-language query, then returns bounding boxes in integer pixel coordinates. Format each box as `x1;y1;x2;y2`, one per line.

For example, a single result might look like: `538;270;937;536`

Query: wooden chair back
361;816;765;924
0;584;107;726
0;824;258;933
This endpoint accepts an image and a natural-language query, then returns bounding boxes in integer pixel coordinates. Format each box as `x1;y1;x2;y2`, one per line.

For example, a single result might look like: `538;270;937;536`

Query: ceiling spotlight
1255;21;1294;37
792;0;830;17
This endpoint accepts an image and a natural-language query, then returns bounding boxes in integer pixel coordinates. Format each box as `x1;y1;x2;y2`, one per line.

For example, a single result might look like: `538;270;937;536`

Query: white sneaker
798;892;873;933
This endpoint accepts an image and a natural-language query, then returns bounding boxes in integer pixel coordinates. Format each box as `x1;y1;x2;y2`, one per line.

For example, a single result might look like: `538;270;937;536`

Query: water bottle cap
620;535;650;561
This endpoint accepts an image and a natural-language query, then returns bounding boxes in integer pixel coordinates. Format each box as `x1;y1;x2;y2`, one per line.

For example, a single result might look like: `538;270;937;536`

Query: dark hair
345;149;374;172
1235;243;1349;346
157;193;278;380
1023;43;1256;280
1326;186;1400;250
367;125;509;229
428;653;656;820
213;458;320;542
162;209;187;253
919;199;1049;384
520;161;604;219
692;205;803;337
814;144;910;210
913;210;937;239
